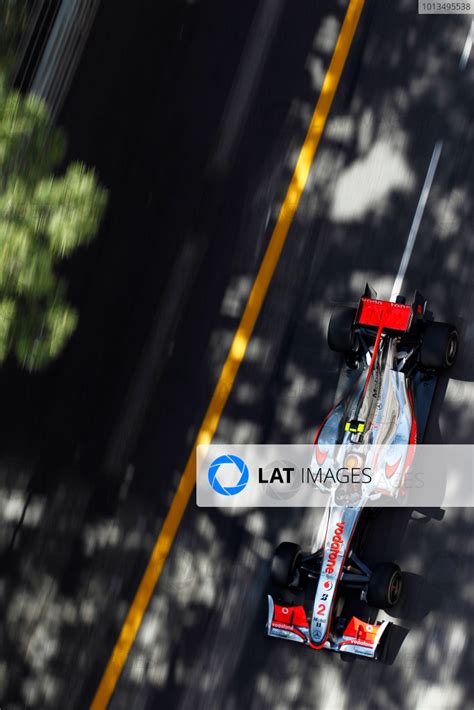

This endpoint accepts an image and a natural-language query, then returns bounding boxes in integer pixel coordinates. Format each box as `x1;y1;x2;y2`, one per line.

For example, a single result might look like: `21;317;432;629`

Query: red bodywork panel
273;603;308;628
343;616;378;644
357;298;413;332
339;616;384;651
270;602;316;646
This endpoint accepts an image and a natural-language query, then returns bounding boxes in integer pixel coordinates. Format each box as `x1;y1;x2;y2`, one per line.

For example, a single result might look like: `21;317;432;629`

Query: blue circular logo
208;454;249;496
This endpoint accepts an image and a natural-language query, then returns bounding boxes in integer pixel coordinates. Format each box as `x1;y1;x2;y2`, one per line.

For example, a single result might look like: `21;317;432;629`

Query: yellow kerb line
91;1;365;706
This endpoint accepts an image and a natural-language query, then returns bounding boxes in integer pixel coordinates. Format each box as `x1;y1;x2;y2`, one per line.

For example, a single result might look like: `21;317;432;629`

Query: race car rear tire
327;306;357;354
420;322;458;370
367;563;402;609
271;542;302;588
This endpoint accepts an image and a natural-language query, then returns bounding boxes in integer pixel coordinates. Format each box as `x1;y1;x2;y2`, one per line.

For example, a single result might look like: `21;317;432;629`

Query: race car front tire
327;306;357;354
271;542;302;588
367;563;402;609
420;322;458;370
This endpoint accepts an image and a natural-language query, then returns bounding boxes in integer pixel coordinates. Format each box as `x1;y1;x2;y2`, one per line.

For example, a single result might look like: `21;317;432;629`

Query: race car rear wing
355;284;429;334
356;298;413;333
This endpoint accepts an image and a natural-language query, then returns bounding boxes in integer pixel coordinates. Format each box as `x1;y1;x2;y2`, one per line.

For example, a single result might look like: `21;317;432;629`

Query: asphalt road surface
2;1;474;709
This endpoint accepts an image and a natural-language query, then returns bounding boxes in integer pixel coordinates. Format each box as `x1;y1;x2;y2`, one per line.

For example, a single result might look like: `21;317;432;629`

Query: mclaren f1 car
266;286;458;659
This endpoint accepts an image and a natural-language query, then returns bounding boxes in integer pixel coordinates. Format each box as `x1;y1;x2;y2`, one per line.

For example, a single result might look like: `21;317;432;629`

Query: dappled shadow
1;0;474;708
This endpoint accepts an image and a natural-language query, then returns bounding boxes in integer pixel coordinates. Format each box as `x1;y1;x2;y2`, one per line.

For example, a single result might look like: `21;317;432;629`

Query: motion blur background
0;1;473;708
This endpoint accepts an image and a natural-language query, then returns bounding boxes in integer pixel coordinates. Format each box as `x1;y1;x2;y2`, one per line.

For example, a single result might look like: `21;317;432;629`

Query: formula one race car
266;286;458;659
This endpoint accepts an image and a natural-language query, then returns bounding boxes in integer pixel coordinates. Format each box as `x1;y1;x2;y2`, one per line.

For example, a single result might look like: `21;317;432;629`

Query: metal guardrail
13;0;101;118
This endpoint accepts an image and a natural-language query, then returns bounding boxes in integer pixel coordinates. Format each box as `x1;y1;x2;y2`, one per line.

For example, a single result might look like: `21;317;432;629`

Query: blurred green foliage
0;0;29;76
0;75;108;371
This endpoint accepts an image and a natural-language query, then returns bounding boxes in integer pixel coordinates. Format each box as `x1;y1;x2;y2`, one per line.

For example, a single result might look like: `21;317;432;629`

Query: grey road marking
459;21;474;70
390;141;443;302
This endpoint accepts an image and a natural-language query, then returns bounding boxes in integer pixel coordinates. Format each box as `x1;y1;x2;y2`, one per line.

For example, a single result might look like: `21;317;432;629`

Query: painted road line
90;1;366;707
459;21;474;70
390;141;443;302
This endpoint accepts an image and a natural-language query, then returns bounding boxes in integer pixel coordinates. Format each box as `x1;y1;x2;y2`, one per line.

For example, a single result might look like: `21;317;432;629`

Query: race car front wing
266;595;390;658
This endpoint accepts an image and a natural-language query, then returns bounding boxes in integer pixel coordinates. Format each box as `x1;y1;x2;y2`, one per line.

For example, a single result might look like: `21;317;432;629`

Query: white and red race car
266;286;458;660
